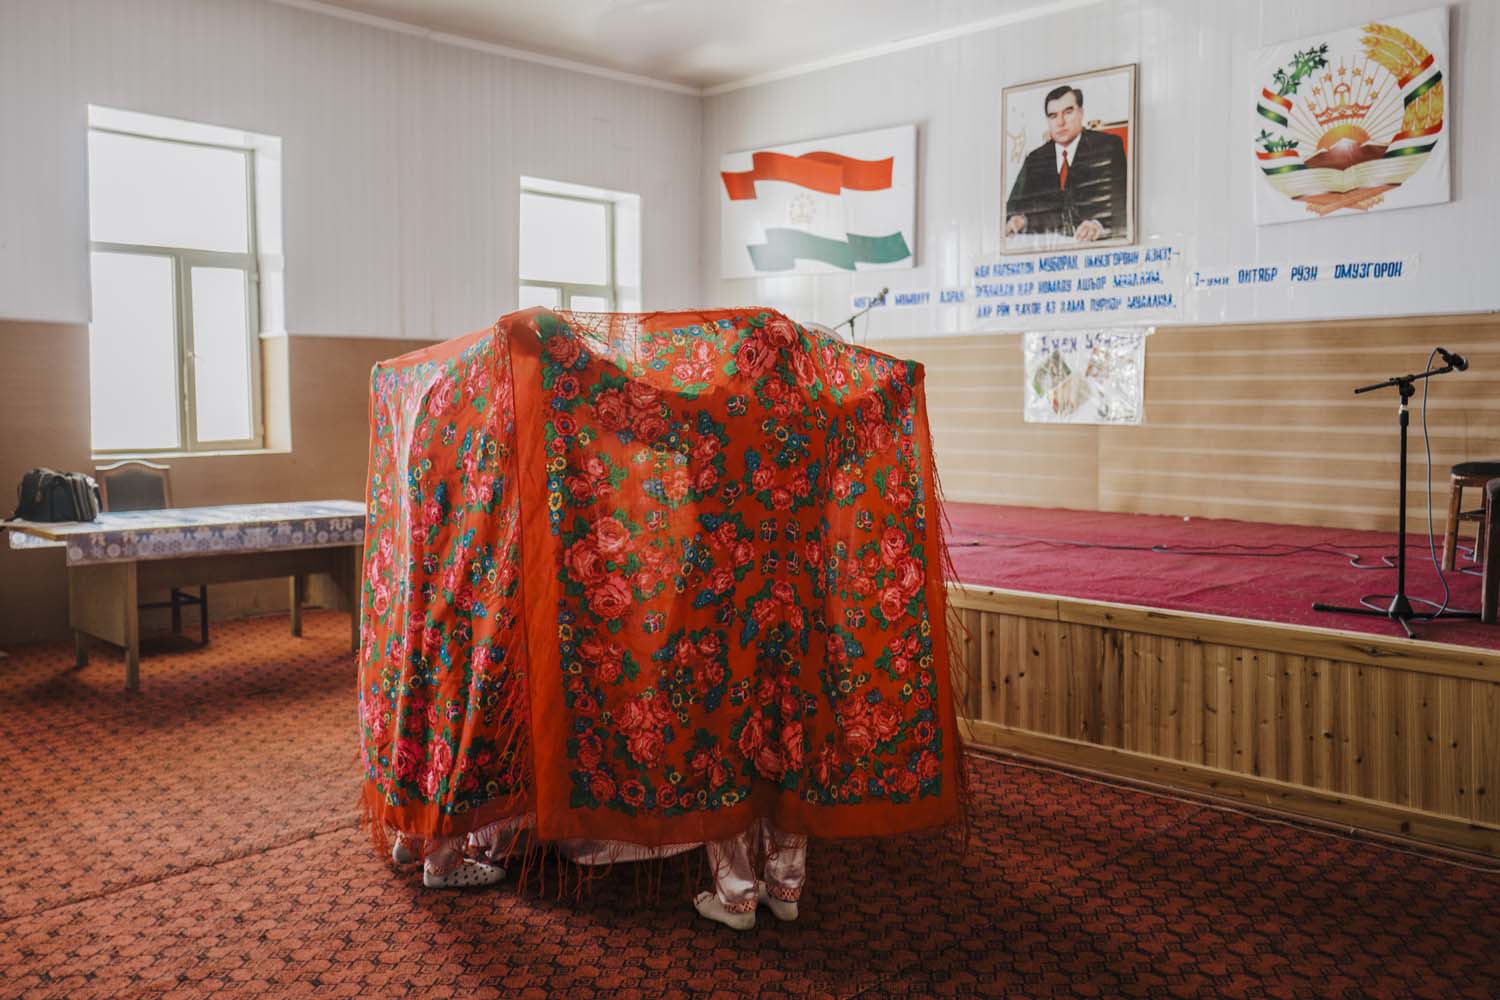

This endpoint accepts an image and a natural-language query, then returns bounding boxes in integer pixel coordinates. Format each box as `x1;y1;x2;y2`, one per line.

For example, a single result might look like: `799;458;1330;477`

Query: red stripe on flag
1390;122;1444;142
1397;53;1436;89
1261;88;1293;110
721;150;895;201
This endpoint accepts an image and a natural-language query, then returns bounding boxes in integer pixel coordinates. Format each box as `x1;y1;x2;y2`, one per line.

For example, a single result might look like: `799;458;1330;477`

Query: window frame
518;189;617;312
88;126;264;456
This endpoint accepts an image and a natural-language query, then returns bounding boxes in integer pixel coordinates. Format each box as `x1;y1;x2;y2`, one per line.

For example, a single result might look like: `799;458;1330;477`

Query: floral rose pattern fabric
359;308;961;847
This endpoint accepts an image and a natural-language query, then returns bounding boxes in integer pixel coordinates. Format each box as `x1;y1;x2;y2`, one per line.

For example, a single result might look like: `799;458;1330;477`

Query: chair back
96;460;172;512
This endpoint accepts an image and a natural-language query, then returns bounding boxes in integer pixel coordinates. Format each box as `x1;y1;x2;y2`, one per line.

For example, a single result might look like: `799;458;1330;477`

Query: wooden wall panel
0;321;92;643
1474;682;1500;825
0;322;432;645
888;313;1500;532
920;339;1100;510
953;584;1500;856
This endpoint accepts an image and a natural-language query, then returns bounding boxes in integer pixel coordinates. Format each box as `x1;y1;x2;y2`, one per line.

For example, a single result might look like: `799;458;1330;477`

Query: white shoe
694;891;755;931
757;881;799;922
422;859;506;889
392;835;418;866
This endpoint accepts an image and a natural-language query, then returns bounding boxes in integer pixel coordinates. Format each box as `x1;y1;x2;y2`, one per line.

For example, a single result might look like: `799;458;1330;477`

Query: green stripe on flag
1382;141;1438;159
1257;105;1289;127
747;229;912;272
1260;162;1307;176
1404;71;1441;106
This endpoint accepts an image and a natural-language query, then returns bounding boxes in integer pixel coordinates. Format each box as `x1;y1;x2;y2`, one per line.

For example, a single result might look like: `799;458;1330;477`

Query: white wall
701;0;1500;340
0;0;702;338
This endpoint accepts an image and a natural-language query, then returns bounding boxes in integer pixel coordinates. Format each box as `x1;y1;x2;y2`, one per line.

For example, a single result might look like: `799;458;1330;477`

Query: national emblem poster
719;125;917;279
1253;6;1450;224
1023;329;1147;426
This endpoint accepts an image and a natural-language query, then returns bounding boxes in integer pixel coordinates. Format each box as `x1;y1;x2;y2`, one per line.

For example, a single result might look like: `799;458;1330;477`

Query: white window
86;108;282;454
519;177;641;313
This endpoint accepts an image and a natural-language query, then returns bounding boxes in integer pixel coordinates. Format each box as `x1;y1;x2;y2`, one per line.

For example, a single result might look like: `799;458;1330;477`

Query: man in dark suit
1005;84;1127;243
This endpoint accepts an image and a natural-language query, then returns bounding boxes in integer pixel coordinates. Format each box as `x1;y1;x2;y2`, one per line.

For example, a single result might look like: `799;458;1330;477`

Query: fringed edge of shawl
916;377;975;863
360;801;969;911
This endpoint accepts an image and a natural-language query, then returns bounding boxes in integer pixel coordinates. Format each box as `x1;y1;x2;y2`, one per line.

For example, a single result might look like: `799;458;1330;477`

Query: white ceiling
288;0;1082;91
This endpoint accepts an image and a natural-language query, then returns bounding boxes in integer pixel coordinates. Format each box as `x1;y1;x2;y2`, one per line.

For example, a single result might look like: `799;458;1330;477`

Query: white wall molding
702;0;1108;96
267;0;700;95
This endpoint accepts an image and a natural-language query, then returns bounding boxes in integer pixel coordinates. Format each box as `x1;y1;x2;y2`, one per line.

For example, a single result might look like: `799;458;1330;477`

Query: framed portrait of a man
1001;64;1137;254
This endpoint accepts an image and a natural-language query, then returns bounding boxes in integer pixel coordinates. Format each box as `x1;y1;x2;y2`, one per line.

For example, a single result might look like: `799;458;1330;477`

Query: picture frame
1001;63;1138;255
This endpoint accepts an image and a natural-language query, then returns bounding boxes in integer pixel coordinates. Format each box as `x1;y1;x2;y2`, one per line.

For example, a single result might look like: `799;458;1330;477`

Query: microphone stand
836;292;886;344
1311;359;1477;638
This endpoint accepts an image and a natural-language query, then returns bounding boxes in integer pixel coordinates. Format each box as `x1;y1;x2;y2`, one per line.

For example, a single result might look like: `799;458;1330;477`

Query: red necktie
1059;150;1069;190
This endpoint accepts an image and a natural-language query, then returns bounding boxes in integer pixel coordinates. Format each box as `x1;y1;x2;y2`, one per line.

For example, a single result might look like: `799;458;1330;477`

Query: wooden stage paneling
949;583;1500;857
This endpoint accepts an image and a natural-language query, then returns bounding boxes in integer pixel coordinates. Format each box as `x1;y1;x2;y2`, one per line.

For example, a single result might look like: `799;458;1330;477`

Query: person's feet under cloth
693;883;800;930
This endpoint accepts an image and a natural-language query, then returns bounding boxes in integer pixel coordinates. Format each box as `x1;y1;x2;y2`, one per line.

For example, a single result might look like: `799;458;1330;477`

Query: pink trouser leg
705;823;758;914
760;821;807;902
706;819;808;911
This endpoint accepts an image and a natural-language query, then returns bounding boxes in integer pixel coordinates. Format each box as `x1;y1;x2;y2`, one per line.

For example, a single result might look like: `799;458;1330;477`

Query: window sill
91;447;292;461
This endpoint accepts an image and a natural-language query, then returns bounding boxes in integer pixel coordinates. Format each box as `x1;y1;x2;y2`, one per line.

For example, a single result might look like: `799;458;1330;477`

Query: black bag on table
11;468;101;522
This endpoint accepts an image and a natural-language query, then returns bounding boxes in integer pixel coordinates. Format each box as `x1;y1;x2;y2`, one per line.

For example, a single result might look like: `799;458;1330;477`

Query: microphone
873;286;889;305
1438;347;1469;371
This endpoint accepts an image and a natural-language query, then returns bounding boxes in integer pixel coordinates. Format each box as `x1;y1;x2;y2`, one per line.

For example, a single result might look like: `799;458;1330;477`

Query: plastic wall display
1023;328;1147;425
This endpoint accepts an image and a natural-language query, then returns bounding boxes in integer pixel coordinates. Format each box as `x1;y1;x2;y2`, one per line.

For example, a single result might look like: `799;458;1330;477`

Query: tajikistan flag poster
719;124;917;279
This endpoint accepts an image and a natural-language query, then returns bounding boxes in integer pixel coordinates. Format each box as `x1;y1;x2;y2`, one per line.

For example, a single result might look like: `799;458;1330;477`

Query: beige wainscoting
888;313;1500;532
950;584;1500;857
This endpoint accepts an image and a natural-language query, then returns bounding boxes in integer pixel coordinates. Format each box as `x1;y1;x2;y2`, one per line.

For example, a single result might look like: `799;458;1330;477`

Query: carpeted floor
2;612;1497;999
945;503;1499;648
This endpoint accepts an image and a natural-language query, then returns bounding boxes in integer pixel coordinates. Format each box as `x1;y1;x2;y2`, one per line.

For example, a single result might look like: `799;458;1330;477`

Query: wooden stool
1485;478;1500;625
1442;461;1500;570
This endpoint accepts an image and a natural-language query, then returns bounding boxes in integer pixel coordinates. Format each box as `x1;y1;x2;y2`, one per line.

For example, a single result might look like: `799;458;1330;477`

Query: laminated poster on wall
1253;6;1449;224
1023;328;1147;426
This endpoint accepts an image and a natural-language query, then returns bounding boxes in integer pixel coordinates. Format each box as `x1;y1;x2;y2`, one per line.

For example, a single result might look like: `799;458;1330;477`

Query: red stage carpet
2;613;1497;998
945;502;1499;649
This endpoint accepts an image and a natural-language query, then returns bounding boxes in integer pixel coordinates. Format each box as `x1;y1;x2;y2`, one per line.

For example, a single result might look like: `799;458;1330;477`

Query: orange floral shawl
358;308;961;848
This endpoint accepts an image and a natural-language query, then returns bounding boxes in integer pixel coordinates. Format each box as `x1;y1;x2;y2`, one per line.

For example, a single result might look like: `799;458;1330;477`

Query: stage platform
941;503;1500;858
944;502;1496;649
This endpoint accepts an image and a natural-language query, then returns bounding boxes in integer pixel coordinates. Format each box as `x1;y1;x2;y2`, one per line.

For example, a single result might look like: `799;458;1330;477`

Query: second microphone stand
1311;359;1477;638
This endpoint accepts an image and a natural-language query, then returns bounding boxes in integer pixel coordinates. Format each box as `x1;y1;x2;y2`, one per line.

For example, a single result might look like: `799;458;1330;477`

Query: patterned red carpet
1;612;1497;999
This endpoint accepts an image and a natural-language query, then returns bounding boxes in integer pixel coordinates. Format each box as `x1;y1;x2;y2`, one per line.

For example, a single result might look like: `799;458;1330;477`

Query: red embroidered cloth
358;308;961;848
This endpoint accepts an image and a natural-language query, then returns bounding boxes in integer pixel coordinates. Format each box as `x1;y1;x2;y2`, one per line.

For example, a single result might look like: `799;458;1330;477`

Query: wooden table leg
124;563;140;691
74;631;89;668
1443;478;1463;570
69;561;141;691
290;574;306;637
341;546;361;654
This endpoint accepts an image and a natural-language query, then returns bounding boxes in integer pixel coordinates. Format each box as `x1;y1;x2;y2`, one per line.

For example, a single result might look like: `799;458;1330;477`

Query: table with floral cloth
6;500;365;689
